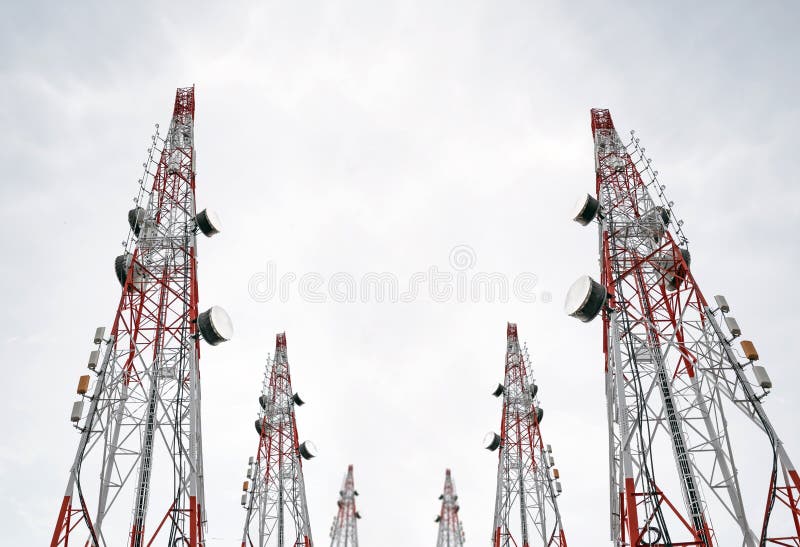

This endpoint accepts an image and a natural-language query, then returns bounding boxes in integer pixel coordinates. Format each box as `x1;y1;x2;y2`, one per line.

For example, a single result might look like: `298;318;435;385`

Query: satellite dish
572;193;600;226
195;209;222;237
565;276;607;323
299;440;318;460
483;432;501;451
114;253;151;292
127;207;146;236
197;306;233;345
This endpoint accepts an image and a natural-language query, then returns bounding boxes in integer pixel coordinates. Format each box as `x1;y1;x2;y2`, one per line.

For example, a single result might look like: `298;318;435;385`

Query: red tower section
567;108;799;545
51;87;230;547
240;333;316;547
329;465;360;547
484;323;567;547
435;469;465;547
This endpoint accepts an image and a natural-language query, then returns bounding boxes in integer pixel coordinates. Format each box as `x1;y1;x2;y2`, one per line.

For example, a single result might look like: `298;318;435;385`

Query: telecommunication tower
240;333;317;547
51;86;231;547
566;108;799;545
483;322;568;546
329;465;360;547
434;469;465;547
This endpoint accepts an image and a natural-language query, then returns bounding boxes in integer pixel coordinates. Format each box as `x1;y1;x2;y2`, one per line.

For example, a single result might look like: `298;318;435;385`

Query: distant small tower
435;469;465;547
484;323;567;547
329;465;360;547
240;333;316;547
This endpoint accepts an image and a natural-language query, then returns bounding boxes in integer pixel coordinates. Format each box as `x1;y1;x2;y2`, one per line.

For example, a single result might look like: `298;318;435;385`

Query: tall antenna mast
51;86;230;547
435;469;465;547
329;465;360;547
241;333;317;547
484;322;568;546
566;108;799;545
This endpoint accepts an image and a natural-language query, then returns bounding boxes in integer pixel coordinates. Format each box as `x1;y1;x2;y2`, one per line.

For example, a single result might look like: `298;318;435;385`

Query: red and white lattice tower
435;469;465;547
51;86;232;547
566;108;800;546
329;465;360;547
241;333;317;547
484;323;568;547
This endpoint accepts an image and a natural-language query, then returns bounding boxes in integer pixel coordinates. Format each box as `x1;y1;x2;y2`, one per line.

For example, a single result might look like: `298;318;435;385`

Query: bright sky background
1;0;799;544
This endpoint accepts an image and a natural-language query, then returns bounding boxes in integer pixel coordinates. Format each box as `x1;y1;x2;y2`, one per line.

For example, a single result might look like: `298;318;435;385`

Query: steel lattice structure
566;108;800;546
51;86;231;547
241;333;316;547
329;465;360;547
435;469;465;547
485;323;568;547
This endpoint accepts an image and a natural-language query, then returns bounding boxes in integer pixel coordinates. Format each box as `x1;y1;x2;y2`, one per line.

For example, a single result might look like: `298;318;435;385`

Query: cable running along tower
435;469;465;547
329;465;360;547
51;86;231;546
566;108;800;546
241;333;317;547
484;323;568;547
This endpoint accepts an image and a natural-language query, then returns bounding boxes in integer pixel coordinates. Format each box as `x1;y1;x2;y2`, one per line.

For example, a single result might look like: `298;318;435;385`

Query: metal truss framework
589;108;800;546
51;87;214;546
241;333;314;547
490;323;568;547
329;465;360;547
435;469;465;547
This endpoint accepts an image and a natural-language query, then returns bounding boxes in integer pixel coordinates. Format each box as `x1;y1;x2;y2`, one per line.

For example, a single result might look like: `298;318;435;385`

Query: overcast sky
1;0;799;544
